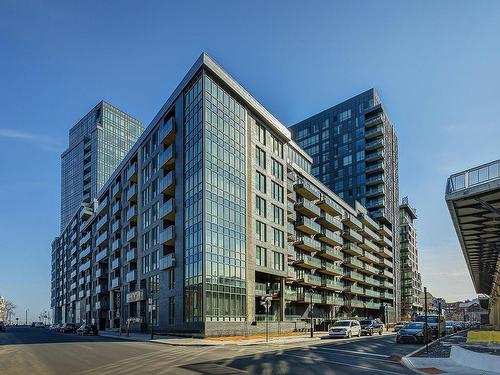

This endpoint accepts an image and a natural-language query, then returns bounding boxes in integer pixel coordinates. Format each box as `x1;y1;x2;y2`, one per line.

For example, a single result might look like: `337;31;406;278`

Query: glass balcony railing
447;159;500;194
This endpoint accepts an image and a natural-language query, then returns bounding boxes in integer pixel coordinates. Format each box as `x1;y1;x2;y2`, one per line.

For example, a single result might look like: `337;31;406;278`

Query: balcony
293;180;320;201
160;171;175;195
70;245;77;256
293;254;321;269
316;212;343;232
297;273;322;287
364;288;380;298
79;260;91;273
366;175;384;188
365;301;381;310
378;223;392;237
95;268;106;278
96;231;108;247
322;294;342;305
376;235;393;248
95;284;107;294
160;198;175;221
343;242;363;257
126;205;137;222
70;257;77;267
96;248;108;262
112;239;120;252
321;278;344;291
95;300;109;310
111;201;121;216
316;195;343;216
320;261;343;276
284;288;298;301
126;162;137;182
293;235;320;252
160;253;175;270
111;220;120;234
111;277;120;289
160;117;175;144
361;276;379;287
342;213;363;231
343;228;363;244
344;285;365;295
318;245;343;261
377;247;393;259
365;138;384;151
294;199;320;218
343;271;364;283
126;227;137;242
160;144;175;169
316;229;343;247
126;247;137;262
111;258;121;270
360;238;379;253
70;294;76;302
126;184;137;201
79;206;93;220
70;270;77;278
126;270;137;283
78;290;85;299
360;263;379;276
366;161;384;174
111;182;120;198
379;258;393;268
344;257;364;270
96;215;108;231
365;113;384;127
365;149;384;163
365;125;384;139
380;292;393;300
79;232;91;247
70;282;77;290
295;216;321;235
366;198;385;210
299;292;322;304
360;226;379;242
380;280;394;289
97;197;109;215
379;269;394;279
79;246;91;260
160;225;175;245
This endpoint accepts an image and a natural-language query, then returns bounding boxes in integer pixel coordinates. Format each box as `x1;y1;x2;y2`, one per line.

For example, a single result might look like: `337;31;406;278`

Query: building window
256;146;266;169
257;122;266;145
256;220;267;242
168;296;175;324
168;268;175;290
256;171;267;193
273;251;285;271
256;195;267;218
256;245;267;267
273;228;285;248
142;254;151;274
271;136;283;158
272;204;284;225
271;181;284;203
148;274;160;293
271;158;283;180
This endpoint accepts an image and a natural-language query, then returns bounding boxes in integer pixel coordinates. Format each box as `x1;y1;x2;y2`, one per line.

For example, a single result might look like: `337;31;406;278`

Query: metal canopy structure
446;159;500;296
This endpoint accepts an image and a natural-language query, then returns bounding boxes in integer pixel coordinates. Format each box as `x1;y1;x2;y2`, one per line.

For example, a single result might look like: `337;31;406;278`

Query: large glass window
256;171;267;193
256;146;266;169
256;220;267;242
256;245;267;267
256;195;267;218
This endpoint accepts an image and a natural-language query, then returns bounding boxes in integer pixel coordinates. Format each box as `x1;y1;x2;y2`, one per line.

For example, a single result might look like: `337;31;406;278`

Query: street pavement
0;327;422;374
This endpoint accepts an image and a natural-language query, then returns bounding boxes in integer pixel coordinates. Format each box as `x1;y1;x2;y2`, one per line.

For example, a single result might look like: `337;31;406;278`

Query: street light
309;288;315;338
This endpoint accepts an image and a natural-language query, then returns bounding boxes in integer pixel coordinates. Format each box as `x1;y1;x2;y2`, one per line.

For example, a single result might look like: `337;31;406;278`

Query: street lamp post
424;287;429;355
310;289;314;338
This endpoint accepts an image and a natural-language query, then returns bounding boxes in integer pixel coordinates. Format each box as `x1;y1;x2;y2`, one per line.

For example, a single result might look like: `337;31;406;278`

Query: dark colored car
359;319;384;336
77;324;98;336
415;315;445;338
0;321;6;332
60;323;77;333
396;322;432;344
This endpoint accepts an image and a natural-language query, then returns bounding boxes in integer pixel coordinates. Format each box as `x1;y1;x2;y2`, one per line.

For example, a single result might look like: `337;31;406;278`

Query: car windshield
404;323;424;329
333;321;351;327
416;316;438;323
360;320;372;324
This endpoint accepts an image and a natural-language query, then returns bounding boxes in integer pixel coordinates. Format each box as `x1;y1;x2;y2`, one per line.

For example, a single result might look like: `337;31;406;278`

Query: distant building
458;299;489;322
419;289;444;315
399;196;422;319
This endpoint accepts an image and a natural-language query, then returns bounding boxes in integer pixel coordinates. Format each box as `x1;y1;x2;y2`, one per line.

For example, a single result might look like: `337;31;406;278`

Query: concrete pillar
280;277;285;321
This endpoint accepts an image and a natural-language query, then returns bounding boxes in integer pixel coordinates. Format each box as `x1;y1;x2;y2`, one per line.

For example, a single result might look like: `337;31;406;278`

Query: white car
329;320;361;338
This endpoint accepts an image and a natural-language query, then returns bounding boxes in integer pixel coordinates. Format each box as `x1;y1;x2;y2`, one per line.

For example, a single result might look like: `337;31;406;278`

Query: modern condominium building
51;53;396;336
399;196;422;319
60;101;144;230
290;89;400;321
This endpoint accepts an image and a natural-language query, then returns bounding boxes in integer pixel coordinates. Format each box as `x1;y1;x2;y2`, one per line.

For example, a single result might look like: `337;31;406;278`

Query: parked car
445;321;455;335
329;320;361;338
31;322;36;327
49;324;61;331
77;324;98;336
34;322;45;328
359;319;384;336
394;321;406;332
60;323;77;333
0;321;6;332
415;315;445;338
396;322;432;344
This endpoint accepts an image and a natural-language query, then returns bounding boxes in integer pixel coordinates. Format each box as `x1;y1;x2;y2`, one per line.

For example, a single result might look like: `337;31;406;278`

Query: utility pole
424;287;429;355
310;289;314;338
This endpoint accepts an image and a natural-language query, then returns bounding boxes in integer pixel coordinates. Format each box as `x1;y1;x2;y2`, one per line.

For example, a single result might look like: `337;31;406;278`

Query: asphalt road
0;327;422;374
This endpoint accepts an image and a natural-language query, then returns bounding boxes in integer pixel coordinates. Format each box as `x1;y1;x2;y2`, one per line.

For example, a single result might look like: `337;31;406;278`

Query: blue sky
1;0;499;321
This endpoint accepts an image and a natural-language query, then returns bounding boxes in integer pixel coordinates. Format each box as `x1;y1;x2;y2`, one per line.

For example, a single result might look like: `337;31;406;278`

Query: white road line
279;353;406;375
310;347;390;358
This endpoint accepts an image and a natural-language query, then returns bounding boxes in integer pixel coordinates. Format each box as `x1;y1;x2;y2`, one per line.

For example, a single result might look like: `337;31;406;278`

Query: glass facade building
60;101;144;230
51;54;398;336
290;89;400;320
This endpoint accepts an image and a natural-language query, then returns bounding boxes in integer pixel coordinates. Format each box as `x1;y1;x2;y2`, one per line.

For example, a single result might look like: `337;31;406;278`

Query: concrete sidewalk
403;356;500;375
99;330;396;347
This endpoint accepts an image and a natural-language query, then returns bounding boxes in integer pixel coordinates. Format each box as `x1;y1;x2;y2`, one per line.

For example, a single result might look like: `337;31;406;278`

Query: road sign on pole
261;296;272;342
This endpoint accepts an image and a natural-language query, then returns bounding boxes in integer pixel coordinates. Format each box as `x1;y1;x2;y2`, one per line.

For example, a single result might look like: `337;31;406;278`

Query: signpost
260;295;272;343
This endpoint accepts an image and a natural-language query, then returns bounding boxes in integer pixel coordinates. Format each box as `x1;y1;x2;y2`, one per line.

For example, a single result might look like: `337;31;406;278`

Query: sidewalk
402;330;500;375
99;330;395;347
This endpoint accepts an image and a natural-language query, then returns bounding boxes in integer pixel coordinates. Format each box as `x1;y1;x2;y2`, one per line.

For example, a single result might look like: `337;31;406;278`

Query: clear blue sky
1;0;499;321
